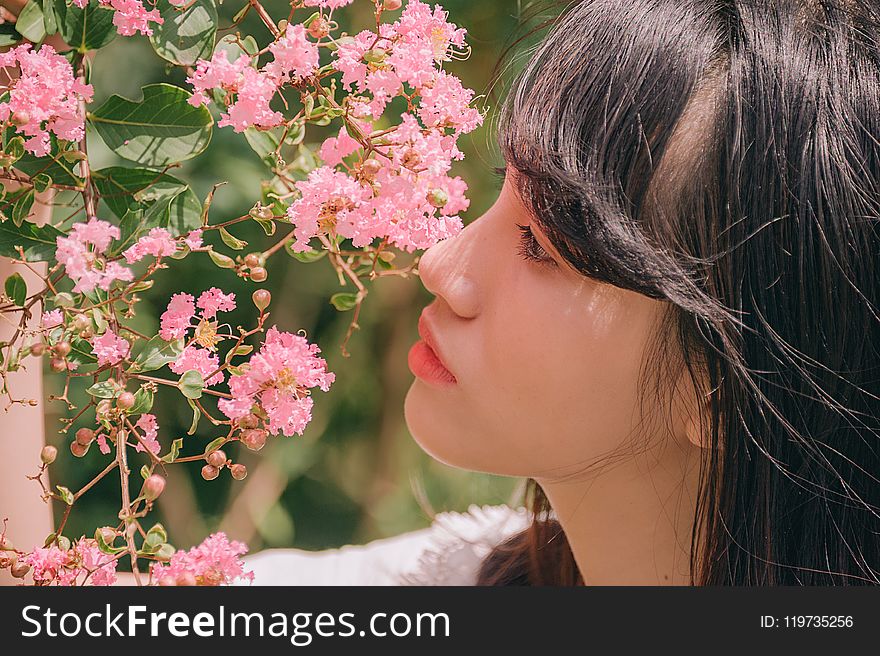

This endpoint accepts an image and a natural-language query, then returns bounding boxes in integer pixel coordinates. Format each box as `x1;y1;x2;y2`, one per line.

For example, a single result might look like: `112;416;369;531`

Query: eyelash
515;223;556;267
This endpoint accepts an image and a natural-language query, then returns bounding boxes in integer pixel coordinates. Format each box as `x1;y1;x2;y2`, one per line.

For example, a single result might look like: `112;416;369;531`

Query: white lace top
235;504;530;586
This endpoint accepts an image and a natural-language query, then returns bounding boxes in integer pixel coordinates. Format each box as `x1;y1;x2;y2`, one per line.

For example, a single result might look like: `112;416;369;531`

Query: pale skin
405;173;707;585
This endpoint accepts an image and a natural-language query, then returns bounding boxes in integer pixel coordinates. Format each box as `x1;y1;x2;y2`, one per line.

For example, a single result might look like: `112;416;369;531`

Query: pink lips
408;312;457;387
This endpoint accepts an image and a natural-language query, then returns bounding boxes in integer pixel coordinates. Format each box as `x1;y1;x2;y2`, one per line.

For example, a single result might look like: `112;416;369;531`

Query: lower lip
408;339;457;387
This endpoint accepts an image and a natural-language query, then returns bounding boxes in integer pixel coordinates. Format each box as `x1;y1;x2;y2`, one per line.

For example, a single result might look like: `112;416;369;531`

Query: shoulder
236;504;530;586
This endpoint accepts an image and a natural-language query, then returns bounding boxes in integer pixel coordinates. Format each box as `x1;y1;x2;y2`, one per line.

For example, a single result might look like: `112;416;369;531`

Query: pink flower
90;330;131;367
303;0;354;8
134;413;160;454
169;345;224;386
218;326;335;436
264;24;319;82
96;433;111;455
217;67;283;132
22;545;70;584
122;227;177;264
75;539;118;586
319;126;360;167
184;229;203;250
285;166;372;252
187;49;253;107
99;0;164;37
0;44;93;156
159;292;195;341
55;219;134;294
418;70;483;134
41;309;63;329
196;287;236;319
151;532;254;586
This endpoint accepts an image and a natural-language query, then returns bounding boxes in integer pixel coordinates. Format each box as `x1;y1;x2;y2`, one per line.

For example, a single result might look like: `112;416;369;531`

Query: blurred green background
43;0;535;556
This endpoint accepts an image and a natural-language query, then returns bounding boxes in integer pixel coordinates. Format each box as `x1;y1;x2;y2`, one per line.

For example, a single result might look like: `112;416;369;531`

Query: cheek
478;279;663;478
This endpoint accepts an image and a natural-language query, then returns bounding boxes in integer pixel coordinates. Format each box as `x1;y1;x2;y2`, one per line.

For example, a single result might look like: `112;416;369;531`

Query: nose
417;217;484;319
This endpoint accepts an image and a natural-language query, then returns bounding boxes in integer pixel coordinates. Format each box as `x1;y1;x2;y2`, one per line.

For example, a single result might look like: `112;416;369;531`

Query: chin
403;380;524;477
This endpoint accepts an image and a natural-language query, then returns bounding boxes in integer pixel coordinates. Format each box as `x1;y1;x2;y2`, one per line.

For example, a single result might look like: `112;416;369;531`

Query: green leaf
130;387;154;414
154;543;175;561
11;188;35;226
202;436;225;456
219;226;247;250
94;166;189;217
244;127;281;168
128;335;184;373
145;523;167;548
285;241;327;262
86;380;119;399
0;22;21;47
330;292;359;311
178;369;204;399
140;464;150;480
0;221;64;261
208;249;235;269
32;173;52;193
15;0;46;43
161;437;184;463
56;485;74;506
53;0;117;52
67;337;97;367
4;272;27;306
149;0;217;66
186;399;200;435
89;84;213;166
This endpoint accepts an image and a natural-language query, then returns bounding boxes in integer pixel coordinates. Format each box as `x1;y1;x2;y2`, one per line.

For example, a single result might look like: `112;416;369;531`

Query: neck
535;444;702;586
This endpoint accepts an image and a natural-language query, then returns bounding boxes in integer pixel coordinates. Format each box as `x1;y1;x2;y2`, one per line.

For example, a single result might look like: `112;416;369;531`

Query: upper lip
418;310;456;380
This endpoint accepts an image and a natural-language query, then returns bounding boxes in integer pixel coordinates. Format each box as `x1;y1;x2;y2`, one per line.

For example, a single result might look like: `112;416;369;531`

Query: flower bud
239;414;260;430
176;571;197;586
383;0;402;9
360;158;381;179
252;289;271;312
401;148;421;169
30;343;46;357
49;358;66;373
75;427;95;446
10;562;30;579
116;392;135;410
307;16;330;39
230;463;248;481
240;428;268;451
158;575;177;587
427;188;448;209
143;475;166;501
250;267;268;283
10;111;29;126
70;441;88;457
79;327;94;339
40;445;58;464
96;399;113;417
54;341;71;357
206;450;227;468
97;526;116;545
244;252;265;268
72;314;91;331
201;464;220;481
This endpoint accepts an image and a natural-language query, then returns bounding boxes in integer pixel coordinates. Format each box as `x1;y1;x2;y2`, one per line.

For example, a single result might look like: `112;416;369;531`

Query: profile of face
404;173;692;481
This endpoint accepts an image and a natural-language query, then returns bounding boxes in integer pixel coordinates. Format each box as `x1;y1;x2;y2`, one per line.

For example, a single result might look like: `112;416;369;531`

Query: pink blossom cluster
288;112;469;253
90;329;131;367
72;0;163;37
151;532;253;586
56;219;185;294
186;24;319;132
55;219;133;294
0;44;94;157
160;288;237;387
22;538;118;586
217;326;335;437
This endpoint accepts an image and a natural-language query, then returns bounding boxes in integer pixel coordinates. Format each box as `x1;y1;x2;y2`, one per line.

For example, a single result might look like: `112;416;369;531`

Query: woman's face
403;172;677;480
